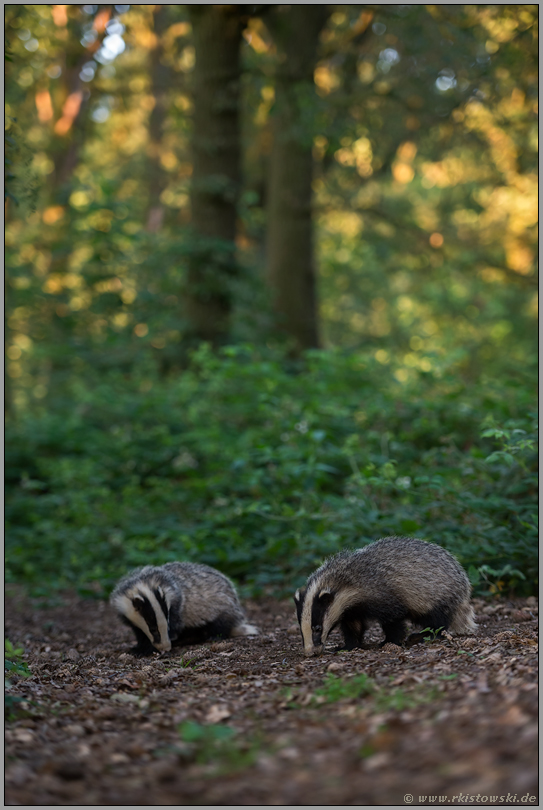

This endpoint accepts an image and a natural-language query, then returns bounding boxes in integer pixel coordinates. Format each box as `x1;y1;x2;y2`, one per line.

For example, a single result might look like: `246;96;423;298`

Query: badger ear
293;587;306;605
317;589;334;608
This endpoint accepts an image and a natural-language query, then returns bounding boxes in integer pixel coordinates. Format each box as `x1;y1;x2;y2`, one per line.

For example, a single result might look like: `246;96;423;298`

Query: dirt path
5;588;538;806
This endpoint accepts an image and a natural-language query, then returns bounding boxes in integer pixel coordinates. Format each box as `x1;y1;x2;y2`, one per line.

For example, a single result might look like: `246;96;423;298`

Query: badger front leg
129;626;157;657
338;617;366;651
381;619;408;646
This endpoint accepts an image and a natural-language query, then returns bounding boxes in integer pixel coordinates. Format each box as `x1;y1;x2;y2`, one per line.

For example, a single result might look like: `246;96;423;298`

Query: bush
5;345;537;597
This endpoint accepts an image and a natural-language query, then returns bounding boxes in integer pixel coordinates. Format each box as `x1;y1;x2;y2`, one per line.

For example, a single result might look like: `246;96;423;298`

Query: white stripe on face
299;580;320;655
321;587;361;644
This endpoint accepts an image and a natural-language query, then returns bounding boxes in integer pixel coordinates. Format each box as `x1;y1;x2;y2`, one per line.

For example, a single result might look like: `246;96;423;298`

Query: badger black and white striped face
294;586;334;656
294;583;360;656
113;582;171;652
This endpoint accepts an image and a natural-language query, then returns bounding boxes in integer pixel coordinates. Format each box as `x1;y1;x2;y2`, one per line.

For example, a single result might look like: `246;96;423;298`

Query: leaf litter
4;588;538;806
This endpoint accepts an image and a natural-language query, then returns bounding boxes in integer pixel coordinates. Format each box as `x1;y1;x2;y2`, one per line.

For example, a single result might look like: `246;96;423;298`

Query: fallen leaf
205;704;231;723
117;678;140;690
498;705;530;726
110;692;140;704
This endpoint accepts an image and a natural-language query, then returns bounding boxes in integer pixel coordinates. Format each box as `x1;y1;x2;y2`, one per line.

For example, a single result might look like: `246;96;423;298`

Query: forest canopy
5;5;538;598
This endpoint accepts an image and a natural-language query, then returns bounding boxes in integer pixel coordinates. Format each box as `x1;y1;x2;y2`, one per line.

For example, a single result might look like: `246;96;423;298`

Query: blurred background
5;5;538;599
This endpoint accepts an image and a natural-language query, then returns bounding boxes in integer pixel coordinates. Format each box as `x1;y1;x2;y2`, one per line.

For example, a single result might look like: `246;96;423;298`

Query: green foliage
5;5;537;405
4;115;39;210
3;6;537;614
5;639;31;679
5;639;31;717
177;721;258;771
5;346;537;597
289;672;438;713
373;684;438;713
419;627;445;643
472;563;527;597
481;419;538;470
314;672;375;704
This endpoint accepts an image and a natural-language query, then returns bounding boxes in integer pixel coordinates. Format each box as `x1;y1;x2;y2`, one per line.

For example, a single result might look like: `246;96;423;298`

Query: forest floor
4;587;538;806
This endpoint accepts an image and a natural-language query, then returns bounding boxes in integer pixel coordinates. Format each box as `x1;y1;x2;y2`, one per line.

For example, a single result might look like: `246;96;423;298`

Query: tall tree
50;5;111;195
265;6;329;352
185;5;244;345
145;5;173;233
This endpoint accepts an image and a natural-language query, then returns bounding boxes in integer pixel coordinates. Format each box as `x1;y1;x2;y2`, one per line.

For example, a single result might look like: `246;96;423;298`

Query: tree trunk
145;5;171;233
51;7;111;195
185;6;244;345
265;6;329;353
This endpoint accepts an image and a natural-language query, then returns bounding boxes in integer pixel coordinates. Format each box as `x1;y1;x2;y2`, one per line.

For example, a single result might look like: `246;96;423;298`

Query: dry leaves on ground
4;589;538;806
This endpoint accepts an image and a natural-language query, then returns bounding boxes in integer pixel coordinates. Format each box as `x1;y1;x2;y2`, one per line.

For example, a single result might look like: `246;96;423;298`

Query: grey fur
294;536;476;657
111;561;258;656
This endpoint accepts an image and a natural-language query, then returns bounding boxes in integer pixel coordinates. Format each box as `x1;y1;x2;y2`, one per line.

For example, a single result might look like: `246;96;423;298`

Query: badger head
115;581;174;652
294;586;335;657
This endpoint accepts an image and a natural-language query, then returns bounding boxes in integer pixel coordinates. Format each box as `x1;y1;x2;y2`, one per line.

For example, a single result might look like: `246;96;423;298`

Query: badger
110;561;259;656
294;536;476;657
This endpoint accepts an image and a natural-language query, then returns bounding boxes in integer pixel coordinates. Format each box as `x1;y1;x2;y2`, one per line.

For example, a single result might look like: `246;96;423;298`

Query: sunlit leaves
4;3;538;416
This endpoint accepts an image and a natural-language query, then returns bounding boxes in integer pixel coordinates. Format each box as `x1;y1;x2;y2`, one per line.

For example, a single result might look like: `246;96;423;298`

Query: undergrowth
5;345;537;598
176;721;260;772
5;639;32;718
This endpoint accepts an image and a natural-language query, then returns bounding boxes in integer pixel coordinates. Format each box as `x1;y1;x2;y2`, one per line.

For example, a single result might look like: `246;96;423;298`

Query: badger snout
303;644;324;658
153;639;172;652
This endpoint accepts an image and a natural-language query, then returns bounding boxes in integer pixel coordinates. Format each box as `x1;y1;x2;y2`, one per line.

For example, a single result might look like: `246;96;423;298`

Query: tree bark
265;6;329;353
185;6;244;345
145;5;171;233
51;7;111;195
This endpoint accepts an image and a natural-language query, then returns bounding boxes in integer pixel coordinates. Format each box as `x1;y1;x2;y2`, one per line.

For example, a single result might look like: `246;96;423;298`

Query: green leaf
400;519;420;534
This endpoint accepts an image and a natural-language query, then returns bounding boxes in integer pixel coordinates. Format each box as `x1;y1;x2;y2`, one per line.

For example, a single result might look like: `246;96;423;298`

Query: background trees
5;5;538;597
184;5;244;346
5;5;537;378
264;5;329;351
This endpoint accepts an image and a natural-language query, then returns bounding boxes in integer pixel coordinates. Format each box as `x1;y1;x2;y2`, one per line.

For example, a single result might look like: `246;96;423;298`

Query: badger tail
449;599;477;635
230;622;259;637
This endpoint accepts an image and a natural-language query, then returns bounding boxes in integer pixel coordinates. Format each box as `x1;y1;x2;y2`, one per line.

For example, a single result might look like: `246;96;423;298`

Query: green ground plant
5;639;32;717
373;685;438;713
5;639;31;681
177;721;259;772
289;672;439;713
313;672;375;703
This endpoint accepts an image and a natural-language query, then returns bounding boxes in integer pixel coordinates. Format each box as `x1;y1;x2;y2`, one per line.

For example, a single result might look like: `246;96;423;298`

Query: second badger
111;561;259;656
294;536;476;657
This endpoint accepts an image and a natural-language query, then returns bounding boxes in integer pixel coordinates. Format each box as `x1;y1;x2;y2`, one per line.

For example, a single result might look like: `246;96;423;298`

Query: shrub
5;345;537;597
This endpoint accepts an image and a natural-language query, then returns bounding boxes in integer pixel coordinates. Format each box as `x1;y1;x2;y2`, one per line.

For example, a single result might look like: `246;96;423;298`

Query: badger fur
110;561;259;656
294;536;476;657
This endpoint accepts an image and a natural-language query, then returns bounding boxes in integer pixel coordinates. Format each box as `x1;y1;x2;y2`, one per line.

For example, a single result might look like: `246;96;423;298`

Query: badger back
350;536;472;614
349;537;476;634
110;565;182;652
161;561;248;628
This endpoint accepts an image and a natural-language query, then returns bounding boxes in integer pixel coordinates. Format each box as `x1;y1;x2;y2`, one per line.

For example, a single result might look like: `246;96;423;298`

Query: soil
4;587;538;806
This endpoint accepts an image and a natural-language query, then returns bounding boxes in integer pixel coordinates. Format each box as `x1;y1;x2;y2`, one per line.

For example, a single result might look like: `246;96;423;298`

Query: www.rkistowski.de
404;792;537;804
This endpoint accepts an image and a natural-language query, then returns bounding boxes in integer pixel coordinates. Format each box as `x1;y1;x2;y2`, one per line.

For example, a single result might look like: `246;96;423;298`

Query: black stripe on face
133;595;161;644
153;588;169;622
311;591;335;646
293;588;306;625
